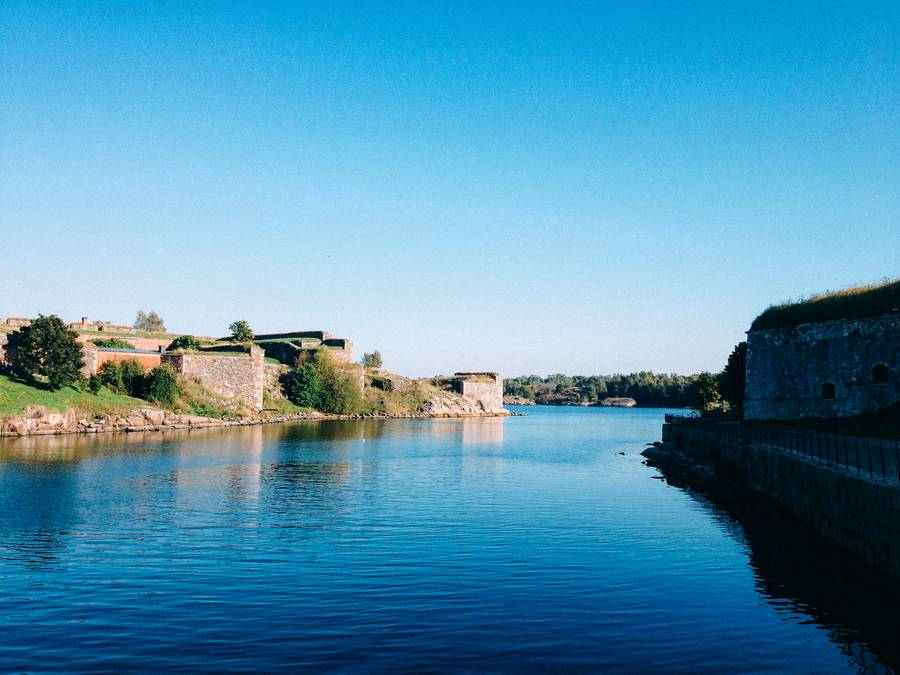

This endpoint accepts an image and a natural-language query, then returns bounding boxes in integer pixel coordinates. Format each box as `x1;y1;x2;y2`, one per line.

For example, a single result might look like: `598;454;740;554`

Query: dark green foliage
751;278;900;330
228;320;254;343
167;335;203;351
361;351;384;368
87;374;103;394
134;310;166;333
97;359;147;397
91;337;136;349
284;359;323;408
718;342;747;410
119;360;147;397
7;315;84;390
284;350;361;413
504;372;696;407
98;361;125;392
143;365;180;406
688;372;721;412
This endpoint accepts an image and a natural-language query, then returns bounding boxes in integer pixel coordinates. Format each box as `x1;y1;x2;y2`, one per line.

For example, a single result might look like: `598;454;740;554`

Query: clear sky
1;1;898;377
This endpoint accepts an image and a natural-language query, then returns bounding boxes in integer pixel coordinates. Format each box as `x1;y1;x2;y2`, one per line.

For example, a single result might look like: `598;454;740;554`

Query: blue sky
1;1;898;377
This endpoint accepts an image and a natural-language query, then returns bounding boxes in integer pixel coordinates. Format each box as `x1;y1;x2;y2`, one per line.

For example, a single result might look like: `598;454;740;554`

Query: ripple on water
0;408;895;672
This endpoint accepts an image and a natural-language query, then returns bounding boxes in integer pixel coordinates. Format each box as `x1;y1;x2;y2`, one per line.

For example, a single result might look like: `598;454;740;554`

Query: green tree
96;359;146;396
228;320;254;344
361;351;383;368
7;315;84;390
283;357;323;408
284;349;361;413
688;372;721;412
98;361;125;392
144;365;180;406
119;359;147;396
718;341;747;411
134;310;166;333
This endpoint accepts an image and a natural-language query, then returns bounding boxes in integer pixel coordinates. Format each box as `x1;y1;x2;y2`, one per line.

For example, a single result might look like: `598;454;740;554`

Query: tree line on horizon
505;343;747;411
504;372;699;407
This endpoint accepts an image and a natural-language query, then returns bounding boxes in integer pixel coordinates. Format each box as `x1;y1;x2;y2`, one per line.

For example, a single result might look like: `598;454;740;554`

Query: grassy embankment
751;278;900;330
0;372;249;420
0;373;145;417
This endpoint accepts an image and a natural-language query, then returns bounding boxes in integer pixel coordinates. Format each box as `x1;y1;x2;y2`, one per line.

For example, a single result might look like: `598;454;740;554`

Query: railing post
855;436;861;477
880;442;886;482
895;442;900;483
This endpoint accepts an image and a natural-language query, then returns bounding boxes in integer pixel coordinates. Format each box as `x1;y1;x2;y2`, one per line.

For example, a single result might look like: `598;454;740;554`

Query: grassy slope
0;374;146;417
751;278;900;330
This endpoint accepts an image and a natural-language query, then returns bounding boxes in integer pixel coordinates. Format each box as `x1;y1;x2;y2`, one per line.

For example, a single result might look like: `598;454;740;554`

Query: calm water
0;406;897;672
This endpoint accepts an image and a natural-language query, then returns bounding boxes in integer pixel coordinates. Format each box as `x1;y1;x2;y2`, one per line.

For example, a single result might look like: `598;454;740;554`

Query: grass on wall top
751;278;900;331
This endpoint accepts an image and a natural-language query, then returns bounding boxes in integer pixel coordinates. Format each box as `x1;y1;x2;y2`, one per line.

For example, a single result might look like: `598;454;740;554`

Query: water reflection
3;410;894;672
667;482;900;672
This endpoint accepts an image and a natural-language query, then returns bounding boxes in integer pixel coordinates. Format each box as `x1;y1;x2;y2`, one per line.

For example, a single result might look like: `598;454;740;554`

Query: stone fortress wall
252;330;353;365
449;373;504;413
162;345;265;410
745;313;899;420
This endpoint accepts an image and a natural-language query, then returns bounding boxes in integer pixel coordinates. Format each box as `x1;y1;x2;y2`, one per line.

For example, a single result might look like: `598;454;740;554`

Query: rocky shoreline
0;404;516;438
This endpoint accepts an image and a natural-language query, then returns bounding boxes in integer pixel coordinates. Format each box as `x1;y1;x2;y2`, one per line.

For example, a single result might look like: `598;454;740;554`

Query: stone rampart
745;314;899;420
450;373;504;413
163;346;265;410
664;424;900;580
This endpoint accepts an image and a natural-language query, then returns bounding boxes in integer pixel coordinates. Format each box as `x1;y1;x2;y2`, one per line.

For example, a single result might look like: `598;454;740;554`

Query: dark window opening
821;382;836;399
872;363;889;385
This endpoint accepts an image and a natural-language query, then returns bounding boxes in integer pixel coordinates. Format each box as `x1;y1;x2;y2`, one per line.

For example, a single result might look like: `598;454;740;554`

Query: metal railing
665;414;900;484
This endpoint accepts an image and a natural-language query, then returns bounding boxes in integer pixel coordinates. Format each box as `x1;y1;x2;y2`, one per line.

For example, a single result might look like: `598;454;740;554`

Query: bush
167;335;203;351
361;351;383;368
87;374;103;393
98;361;125;392
143;365;180;406
91;338;136;349
97;359;146;397
7;315;84;390
284;349;361;414
284;358;323;408
120;360;147;397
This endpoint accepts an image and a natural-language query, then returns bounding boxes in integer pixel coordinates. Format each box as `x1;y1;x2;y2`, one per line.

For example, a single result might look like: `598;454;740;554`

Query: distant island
504;372;698;408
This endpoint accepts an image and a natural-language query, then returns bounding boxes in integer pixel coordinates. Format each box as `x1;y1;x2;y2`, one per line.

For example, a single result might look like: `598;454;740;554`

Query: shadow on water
659;472;900;673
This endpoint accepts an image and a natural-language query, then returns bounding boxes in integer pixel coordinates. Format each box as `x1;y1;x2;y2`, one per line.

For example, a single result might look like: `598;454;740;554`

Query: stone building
745;312;899;420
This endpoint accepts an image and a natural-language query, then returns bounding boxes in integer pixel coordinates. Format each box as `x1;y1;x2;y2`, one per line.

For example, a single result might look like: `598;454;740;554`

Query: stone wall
665;424;900;580
163;346;265;410
745;314;899;420
264;362;290;401
450;373;504;413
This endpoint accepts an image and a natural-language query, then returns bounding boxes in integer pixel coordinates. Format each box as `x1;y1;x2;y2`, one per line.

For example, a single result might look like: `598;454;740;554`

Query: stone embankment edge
0;410;518;438
655;422;900;581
